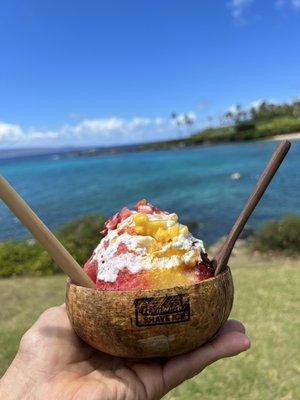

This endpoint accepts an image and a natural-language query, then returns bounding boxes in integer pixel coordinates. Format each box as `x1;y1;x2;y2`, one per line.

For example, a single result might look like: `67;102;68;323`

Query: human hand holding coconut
0;141;291;398
0;305;249;400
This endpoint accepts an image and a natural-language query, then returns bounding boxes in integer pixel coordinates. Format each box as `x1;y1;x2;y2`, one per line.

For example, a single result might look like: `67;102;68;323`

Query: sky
0;0;300;148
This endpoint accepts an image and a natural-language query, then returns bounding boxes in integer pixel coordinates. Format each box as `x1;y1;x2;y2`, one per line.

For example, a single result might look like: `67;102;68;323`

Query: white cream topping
93;212;205;283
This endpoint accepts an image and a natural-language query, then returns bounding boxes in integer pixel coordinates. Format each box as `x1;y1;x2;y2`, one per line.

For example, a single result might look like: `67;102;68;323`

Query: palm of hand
14;306;249;400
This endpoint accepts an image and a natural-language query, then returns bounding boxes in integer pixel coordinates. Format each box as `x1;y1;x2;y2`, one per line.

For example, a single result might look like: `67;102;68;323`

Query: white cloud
0;122;61;146
127;117;152;130
65;117;125;137
249;99;264;110
275;0;285;7
227;0;253;21
275;0;300;8
226;105;240;115
249;98;280;109
291;0;300;7
226;99;281;115
228;0;300;18
0;122;23;142
187;112;197;121
0;113;200;148
171;112;197;126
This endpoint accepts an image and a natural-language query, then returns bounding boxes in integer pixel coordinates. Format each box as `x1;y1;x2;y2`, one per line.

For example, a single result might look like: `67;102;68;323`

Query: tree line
224;99;300;125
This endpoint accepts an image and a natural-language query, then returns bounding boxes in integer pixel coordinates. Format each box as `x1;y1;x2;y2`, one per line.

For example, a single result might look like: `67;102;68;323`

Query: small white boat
231;172;241;180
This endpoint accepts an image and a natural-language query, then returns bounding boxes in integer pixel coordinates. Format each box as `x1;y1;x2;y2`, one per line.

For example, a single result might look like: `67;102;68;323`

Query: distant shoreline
69;131;299;159
267;132;300;141
1;131;299;163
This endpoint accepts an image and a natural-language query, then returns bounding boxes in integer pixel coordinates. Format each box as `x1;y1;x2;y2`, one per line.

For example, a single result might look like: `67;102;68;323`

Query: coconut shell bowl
0;141;290;359
66;268;233;358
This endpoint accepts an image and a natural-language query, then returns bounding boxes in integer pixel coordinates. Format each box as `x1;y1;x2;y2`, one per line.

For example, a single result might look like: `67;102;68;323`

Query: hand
0;305;250;400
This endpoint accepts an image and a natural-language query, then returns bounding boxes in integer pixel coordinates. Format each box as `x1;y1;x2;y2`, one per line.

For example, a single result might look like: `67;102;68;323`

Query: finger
210;331;250;359
34;306;70;330
24;305;83;350
19;306;72;358
20;305;94;366
163;329;250;393
217;320;246;335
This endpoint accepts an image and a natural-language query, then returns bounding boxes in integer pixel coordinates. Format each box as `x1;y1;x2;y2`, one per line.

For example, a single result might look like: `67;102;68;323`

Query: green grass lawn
0;252;299;399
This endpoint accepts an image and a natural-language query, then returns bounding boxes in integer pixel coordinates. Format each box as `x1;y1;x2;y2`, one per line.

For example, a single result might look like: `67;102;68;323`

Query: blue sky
0;0;300;147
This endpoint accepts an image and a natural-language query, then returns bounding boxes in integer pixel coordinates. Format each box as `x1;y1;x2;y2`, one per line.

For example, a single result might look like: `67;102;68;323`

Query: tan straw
0;175;95;288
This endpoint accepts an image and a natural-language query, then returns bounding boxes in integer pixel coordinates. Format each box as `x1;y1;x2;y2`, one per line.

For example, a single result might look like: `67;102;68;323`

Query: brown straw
0;176;95;288
214;140;291;276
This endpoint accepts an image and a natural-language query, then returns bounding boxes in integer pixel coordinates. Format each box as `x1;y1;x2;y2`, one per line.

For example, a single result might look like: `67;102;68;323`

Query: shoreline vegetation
69;100;300;159
0;214;299;279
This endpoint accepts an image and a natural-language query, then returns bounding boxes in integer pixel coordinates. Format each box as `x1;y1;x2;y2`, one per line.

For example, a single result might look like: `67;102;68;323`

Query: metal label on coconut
134;294;190;327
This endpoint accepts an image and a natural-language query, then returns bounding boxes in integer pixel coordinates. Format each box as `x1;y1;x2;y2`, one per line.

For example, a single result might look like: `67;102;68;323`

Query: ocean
0;140;299;244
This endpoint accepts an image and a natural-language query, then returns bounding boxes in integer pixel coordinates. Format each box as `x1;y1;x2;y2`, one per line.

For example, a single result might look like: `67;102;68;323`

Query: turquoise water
0;141;299;244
